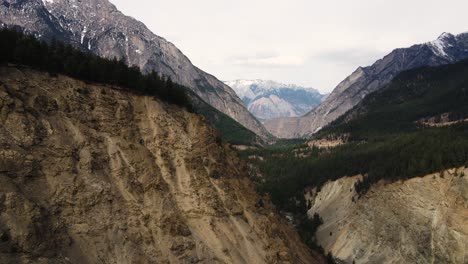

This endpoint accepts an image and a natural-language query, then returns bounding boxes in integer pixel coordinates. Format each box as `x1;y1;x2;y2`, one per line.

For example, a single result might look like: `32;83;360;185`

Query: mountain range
244;57;468;264
265;32;468;138
1;1;468;263
4;0;468;142
0;0;271;139
225;80;325;121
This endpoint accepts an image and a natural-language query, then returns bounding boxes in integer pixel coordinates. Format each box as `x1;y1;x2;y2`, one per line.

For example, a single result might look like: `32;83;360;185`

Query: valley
240;59;468;263
0;0;271;140
264;32;468;138
1;0;468;263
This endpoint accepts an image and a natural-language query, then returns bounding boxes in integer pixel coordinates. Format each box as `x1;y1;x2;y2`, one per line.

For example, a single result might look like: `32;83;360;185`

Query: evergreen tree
0;28;192;110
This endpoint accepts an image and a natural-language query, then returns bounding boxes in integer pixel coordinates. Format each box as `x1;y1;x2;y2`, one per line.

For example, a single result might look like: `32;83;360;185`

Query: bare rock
0;67;320;264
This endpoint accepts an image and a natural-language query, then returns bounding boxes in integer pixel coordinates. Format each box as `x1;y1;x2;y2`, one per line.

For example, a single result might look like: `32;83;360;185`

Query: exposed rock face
0;0;271;139
265;32;468;138
225;80;324;121
0;67;320;264
307;169;468;264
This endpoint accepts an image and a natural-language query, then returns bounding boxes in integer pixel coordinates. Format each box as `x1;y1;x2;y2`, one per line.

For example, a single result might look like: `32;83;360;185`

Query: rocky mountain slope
265;32;468;138
307;169;468;264
225;80;324;121
239;58;468;263
0;66;321;264
0;0;271;139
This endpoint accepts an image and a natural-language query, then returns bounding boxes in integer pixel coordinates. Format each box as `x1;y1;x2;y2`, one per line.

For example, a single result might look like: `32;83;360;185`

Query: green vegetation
0;28;191;108
298;213;325;254
189;92;262;146
240;59;468;212
238;59;468;258
326;252;336;264
246;124;468;210
320;59;468;140
0;28;261;146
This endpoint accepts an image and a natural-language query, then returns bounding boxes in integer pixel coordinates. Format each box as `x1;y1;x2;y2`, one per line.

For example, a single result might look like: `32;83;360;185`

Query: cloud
229;53;304;67
111;0;468;91
310;48;387;67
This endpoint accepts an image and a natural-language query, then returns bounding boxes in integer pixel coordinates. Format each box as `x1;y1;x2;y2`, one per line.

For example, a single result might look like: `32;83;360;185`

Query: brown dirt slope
0;67;321;264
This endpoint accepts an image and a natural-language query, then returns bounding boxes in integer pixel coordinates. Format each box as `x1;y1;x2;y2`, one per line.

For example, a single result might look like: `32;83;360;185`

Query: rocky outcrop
265;32;468;138
0;66;320;264
307;169;468;264
0;0;271;139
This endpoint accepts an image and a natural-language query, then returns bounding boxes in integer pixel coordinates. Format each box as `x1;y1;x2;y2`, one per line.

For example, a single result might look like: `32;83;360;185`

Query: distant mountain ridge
0;0;271;139
225;79;325;121
265;31;468;138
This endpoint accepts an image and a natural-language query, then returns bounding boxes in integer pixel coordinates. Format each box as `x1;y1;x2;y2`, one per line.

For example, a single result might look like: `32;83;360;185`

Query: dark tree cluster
240;57;468;211
319;58;468;140
242;123;468;211
236;33;468;262
298;213;324;250
0;28;191;109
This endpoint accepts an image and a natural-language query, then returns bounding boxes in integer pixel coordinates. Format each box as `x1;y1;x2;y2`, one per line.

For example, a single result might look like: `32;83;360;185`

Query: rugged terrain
239;58;468;263
307;169;468;264
265;32;468;138
0;0;271;139
0;66;320;264
225;80;324;121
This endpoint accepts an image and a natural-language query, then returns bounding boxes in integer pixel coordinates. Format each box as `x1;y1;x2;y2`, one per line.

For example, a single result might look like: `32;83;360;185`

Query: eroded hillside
0;67;320;264
307;169;468;264
0;0;272;140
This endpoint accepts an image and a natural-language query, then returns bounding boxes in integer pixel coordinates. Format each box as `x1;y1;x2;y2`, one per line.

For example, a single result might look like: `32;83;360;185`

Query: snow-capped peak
428;32;456;58
225;79;325;120
225;79;318;100
437;32;454;39
42;0;54;5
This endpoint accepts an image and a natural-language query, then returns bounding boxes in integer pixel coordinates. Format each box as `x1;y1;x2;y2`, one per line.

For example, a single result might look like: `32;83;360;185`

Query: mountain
0;0;271;139
309;170;467;264
265;32;468;138
241;59;468;263
0;65;322;263
253;59;468;209
306;60;468;263
225;80;325;121
318;58;468;139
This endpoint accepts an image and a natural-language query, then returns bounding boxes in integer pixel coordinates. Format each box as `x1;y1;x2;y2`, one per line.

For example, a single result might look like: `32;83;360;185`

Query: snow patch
226;79;315;92
428;32;454;58
80;26;87;44
431;39;449;57
226;79;324;120
226;79;319;101
42;0;54;5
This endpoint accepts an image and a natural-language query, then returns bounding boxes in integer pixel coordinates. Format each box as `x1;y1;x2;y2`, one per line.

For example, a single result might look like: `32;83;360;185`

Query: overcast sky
110;0;468;93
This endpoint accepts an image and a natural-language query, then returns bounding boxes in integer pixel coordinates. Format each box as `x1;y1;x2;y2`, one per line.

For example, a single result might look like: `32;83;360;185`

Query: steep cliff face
0;66;319;264
0;0;271;139
307;169;468;264
265;32;468;138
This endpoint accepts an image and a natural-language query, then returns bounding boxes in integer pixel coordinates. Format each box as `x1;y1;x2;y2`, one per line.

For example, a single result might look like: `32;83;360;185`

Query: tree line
0;28;191;108
243;123;468;211
240;57;468;211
